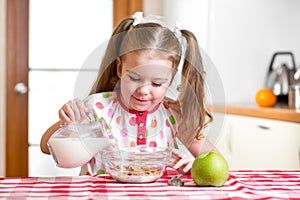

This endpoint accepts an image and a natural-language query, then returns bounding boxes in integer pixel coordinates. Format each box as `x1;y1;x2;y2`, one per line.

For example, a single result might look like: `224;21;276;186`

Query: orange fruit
255;88;277;107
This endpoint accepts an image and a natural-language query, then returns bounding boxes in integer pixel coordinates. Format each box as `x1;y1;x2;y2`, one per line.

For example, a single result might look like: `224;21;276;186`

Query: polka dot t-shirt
79;91;180;175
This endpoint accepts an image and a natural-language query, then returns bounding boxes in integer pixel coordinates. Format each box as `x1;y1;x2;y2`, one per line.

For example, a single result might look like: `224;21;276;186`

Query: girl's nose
137;84;151;95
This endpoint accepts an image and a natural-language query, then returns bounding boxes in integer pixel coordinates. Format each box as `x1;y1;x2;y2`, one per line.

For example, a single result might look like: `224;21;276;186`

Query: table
1;170;300;199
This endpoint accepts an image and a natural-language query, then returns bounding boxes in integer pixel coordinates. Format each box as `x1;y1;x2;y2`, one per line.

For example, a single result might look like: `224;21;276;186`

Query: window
28;0;113;176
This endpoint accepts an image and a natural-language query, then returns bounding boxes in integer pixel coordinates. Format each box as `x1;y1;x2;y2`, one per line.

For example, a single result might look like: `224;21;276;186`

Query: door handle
14;82;28;94
257;125;270;130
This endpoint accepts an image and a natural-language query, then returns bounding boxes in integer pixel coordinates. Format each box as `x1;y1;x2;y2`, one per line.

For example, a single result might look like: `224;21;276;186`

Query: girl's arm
40;121;63;154
188;133;220;157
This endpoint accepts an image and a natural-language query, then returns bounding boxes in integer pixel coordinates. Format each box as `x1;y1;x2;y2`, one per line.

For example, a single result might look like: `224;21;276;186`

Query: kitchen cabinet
215;113;300;170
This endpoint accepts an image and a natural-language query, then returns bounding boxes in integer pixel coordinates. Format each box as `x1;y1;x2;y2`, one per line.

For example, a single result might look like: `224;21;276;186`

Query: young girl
40;12;218;175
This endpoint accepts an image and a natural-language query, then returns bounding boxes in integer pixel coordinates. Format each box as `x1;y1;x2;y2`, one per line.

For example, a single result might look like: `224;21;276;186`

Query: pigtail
90;18;134;94
177;29;212;146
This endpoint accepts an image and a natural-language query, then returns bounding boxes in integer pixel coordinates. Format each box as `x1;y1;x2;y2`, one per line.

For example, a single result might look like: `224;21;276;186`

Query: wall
143;0;164;16
144;0;300;104
0;0;6;176
208;0;300;104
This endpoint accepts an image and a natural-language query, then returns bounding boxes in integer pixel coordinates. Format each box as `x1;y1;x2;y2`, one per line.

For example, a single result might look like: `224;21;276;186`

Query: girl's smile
133;96;150;102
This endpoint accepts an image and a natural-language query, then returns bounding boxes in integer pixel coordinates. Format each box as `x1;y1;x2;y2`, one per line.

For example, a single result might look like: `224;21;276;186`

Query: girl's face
117;51;174;111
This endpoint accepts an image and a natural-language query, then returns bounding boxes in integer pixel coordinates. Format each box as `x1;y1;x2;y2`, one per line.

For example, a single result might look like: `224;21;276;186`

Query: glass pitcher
47;118;114;168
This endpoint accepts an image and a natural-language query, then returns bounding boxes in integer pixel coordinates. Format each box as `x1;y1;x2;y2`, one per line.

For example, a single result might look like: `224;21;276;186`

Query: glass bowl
102;146;172;183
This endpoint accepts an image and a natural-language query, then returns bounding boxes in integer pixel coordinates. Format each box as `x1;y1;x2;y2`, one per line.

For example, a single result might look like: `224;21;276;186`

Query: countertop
210;103;300;123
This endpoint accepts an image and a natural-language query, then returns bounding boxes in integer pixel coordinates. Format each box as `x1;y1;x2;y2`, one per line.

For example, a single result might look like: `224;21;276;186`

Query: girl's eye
152;82;162;87
129;76;140;81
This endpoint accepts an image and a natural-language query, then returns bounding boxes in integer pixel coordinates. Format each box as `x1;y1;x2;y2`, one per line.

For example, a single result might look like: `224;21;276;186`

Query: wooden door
5;0;142;177
6;0;29;177
113;0;143;26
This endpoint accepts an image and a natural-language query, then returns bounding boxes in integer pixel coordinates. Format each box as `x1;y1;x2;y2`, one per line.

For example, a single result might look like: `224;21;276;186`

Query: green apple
191;152;229;187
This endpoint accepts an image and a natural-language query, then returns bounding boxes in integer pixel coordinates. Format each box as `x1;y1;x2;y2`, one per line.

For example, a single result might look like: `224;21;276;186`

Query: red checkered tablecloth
1;170;300;199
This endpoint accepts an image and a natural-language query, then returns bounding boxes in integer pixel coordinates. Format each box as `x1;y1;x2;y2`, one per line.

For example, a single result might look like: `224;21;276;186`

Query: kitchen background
1;0;300;176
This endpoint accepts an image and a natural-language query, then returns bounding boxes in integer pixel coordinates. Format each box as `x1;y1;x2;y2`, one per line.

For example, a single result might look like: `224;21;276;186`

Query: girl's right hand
58;99;88;124
170;149;194;174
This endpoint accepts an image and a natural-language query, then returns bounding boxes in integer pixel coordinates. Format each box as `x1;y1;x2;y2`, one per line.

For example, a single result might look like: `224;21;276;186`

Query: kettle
266;52;297;103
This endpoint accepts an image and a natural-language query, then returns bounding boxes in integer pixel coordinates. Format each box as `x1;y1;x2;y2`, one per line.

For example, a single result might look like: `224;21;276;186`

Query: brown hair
177;29;212;146
89;17;212;146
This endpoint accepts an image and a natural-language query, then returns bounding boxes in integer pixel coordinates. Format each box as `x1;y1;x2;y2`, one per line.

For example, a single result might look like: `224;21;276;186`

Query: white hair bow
132;12;145;26
132;12;182;38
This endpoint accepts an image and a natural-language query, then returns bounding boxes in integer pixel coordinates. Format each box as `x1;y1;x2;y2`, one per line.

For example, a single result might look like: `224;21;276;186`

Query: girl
40;12;219;175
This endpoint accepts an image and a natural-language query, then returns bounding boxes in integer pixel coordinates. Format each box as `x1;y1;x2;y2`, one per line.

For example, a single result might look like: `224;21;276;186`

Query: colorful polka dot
169;115;176;125
163;102;170;109
149;141;157;147
95;102;104;109
129;117;137;126
151;119;157;128
166;119;170;127
159;130;164;139
116;116;121;124
130;141;136;147
107;108;114;118
102;92;110;98
96;169;105;174
94;114;99;121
